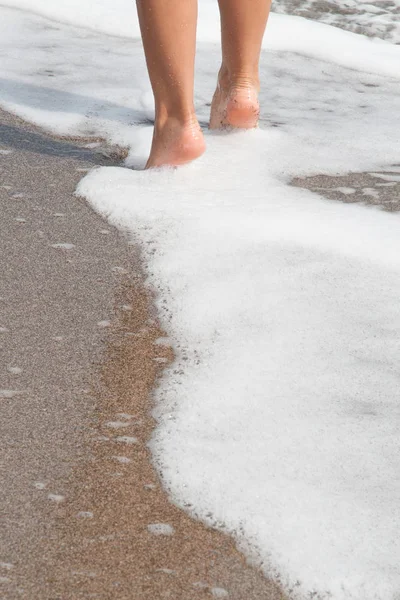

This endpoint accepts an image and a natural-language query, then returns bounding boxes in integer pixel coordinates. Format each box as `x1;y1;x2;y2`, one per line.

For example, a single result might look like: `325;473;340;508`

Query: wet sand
292;169;400;212
1;106;399;599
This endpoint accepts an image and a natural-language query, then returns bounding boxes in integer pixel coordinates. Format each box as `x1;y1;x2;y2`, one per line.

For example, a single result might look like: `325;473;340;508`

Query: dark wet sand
1;107;399;599
292;169;400;212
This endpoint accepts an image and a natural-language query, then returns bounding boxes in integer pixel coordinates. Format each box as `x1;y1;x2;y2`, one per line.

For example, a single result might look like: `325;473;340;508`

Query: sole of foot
146;119;206;169
210;85;260;130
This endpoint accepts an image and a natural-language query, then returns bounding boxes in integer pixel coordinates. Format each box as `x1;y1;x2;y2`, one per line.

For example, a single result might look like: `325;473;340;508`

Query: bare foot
210;75;260;130
146;116;205;169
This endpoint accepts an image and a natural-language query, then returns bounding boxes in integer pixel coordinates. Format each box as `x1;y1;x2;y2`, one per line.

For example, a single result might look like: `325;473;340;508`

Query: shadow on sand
0;77;154;162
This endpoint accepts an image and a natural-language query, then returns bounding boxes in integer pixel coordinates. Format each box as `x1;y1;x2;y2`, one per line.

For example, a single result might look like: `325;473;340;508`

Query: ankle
218;66;260;92
154;104;198;129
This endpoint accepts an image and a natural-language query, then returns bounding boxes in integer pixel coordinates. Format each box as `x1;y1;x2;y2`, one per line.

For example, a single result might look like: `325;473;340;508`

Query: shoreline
0;107;285;599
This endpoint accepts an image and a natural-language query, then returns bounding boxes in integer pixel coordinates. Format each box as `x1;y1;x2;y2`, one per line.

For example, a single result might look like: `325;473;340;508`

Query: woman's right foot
146;115;205;169
210;73;260;130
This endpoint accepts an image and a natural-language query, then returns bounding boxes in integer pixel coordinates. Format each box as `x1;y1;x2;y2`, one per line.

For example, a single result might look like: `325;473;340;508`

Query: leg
136;0;205;168
210;0;271;129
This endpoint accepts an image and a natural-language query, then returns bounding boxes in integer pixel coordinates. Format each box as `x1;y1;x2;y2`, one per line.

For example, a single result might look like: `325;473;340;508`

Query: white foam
1;1;399;74
0;7;399;146
78;124;400;599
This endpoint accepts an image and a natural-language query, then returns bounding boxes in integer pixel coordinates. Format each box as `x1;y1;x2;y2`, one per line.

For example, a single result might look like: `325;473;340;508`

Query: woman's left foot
210;73;260;130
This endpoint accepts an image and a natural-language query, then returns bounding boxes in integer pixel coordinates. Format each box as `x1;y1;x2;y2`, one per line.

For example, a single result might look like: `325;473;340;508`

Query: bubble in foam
105;421;130;429
193;581;208;590
48;493;65;503
112;456;132;464
33;482;46;490
334;187;356;195
51;243;75;250
97;320;111;328
0;390;23;399
71;570;97;578
116;413;134;420
144;483;156;490
362;188;380;199
77;511;94;519
115;436;138;445
155;568;175;575
7;366;22;375
147;523;175;536
211;588;229;598
154;337;172;347
369;172;400;182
